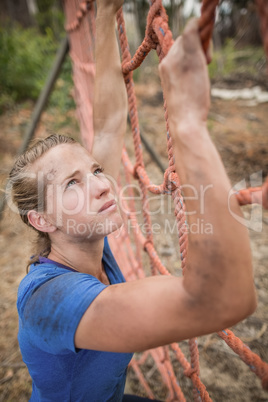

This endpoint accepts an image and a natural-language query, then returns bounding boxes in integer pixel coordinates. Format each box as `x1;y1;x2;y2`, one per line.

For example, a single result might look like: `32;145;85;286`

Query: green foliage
36;0;64;39
0;25;56;109
36;9;64;38
0;92;15;113
208;39;265;79
0;23;75;114
48;56;76;112
208;40;236;79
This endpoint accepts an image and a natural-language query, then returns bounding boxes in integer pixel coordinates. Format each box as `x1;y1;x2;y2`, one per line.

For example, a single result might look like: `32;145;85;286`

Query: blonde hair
8;134;77;270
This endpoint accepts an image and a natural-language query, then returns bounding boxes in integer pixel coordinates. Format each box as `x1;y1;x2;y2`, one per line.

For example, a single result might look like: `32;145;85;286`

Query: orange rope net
63;0;96;149
64;0;268;400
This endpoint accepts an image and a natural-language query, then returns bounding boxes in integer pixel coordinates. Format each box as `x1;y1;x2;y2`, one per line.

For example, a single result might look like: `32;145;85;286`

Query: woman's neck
47;237;109;284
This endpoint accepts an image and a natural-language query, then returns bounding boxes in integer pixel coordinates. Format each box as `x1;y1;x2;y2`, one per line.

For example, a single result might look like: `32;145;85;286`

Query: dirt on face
0;76;267;401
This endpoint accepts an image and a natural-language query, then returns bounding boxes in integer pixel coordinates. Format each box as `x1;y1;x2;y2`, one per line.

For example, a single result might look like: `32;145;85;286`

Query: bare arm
92;0;127;180
75;19;256;353
158;19;256;312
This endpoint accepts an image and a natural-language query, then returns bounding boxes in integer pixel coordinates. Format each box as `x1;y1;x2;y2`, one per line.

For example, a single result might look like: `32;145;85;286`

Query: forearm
92;3;127;178
170;119;255;317
160;20;256;324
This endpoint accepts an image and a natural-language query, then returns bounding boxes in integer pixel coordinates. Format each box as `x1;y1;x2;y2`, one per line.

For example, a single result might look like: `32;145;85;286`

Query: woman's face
34;143;123;241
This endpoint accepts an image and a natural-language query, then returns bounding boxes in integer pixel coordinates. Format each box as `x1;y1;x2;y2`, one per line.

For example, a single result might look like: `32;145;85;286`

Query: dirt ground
0;74;268;401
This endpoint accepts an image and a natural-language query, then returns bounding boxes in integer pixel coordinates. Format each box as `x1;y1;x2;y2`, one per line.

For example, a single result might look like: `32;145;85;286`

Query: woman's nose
90;175;111;199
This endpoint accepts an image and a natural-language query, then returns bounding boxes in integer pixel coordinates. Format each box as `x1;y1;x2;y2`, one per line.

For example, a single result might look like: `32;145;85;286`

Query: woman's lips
98;199;117;214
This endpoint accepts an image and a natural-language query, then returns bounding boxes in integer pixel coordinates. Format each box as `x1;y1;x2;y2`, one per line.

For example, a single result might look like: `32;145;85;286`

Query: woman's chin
107;216;124;235
95;215;124;238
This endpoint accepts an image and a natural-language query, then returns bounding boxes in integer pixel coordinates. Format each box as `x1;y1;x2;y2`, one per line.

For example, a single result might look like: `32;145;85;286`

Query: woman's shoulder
17;237;125;317
17;263;74;315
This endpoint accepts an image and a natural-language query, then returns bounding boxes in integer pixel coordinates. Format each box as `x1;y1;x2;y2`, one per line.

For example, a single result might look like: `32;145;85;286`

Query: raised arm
158;19;257;323
92;0;127;180
75;19;256;353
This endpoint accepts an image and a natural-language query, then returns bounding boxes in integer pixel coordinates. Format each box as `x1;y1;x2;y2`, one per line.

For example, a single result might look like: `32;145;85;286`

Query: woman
9;0;256;400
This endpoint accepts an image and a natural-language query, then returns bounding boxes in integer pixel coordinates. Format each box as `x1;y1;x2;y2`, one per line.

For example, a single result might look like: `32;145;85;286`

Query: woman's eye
66;179;77;188
94;167;104;176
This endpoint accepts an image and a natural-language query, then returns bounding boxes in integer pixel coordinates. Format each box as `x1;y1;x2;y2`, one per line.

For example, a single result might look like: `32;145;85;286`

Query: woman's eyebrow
91;162;101;170
61;163;100;184
61;170;80;184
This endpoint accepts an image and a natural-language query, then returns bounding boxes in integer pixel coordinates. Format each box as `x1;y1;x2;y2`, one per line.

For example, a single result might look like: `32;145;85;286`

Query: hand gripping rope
64;0;268;400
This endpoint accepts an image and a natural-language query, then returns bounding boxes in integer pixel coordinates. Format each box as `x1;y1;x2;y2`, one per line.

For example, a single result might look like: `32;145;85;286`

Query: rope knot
183;367;198;379
143;239;153;252
163;168;179;194
145;0;163;49
133;162;143;180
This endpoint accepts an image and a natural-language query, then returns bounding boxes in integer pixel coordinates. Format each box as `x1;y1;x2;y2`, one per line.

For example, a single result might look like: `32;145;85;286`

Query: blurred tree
234;1;261;46
0;0;64;38
125;0;261;47
36;0;64;38
133;0;149;40
125;0;184;41
165;0;185;36
214;0;261;47
0;0;36;27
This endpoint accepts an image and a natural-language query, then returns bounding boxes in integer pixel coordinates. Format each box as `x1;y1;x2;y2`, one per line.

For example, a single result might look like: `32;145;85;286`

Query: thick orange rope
65;0;268;399
235;178;268;209
64;0;96;149
219;329;268;390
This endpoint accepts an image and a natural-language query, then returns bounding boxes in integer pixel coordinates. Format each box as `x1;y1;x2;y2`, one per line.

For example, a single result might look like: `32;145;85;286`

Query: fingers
183;18;213;65
182;18;202;55
159;17;210;89
205;40;213;64
160;18;201;71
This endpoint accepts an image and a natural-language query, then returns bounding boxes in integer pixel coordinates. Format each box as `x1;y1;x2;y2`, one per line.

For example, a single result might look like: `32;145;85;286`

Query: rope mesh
64;0;268;399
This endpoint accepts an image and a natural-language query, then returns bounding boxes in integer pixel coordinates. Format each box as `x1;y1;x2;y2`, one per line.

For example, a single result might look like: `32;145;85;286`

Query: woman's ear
27;210;57;233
